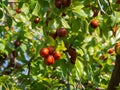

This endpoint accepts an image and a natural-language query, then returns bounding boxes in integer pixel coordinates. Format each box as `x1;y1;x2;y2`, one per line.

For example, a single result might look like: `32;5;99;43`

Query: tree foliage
0;0;120;90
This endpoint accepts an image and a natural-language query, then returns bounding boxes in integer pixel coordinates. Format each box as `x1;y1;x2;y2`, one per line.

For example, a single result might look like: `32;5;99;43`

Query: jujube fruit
16;7;21;14
62;0;71;7
90;19;99;28
55;0;62;9
48;46;55;55
14;40;21;48
56;28;67;37
53;51;61;60
40;48;49;57
67;47;77;64
99;54;107;60
70;57;76;64
67;47;77;58
45;55;55;65
34;17;40;24
92;7;98;17
108;48;114;54
49;32;57;39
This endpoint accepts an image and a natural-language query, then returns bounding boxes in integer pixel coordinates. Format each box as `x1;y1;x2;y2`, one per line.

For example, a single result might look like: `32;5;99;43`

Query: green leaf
32;1;40;16
0;76;9;83
75;60;84;76
29;1;37;13
72;5;87;18
0;43;5;50
71;19;80;32
0;10;3;19
81;19;88;33
60;18;70;29
6;16;12;27
20;44;27;52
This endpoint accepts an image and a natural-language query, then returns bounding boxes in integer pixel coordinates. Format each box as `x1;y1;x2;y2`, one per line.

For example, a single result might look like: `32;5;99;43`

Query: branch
97;0;107;15
2;55;35;75
108;54;120;90
27;62;30;75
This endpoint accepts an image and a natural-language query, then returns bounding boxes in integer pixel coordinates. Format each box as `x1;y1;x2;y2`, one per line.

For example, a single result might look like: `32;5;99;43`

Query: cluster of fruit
55;0;71;9
15;0;100;66
49;28;67;39
40;46;61;65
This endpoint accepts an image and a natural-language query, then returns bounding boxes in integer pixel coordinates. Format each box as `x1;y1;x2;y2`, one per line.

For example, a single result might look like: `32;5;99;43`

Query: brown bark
108;54;120;90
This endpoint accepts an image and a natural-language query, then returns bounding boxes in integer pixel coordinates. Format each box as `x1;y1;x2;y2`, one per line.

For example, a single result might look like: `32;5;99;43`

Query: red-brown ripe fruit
92;7;98;17
53;51;61;60
70;57;76;64
16;7;21;14
14;40;21;48
67;47;77;58
62;0;71;7
90;19;99;28
108;48;114;54
99;54;107;60
49;32;57;39
46;18;51;26
48;46;55;55
34;17;40;24
56;28;67;37
45;55;55;65
55;0;62;9
116;0;120;4
40;48;49;57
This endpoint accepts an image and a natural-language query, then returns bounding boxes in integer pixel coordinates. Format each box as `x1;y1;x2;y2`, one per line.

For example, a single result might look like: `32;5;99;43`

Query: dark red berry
67;47;77;58
49;32;57;39
48;46;55;55
53;51;61;60
92;7;98;17
55;0;62;9
16;7;21;14
70;57;76;64
62;0;71;7
90;19;99;28
14;40;21;48
56;28;67;37
45;55;55;65
40;48;49;57
108;48;114;54
34;17;40;24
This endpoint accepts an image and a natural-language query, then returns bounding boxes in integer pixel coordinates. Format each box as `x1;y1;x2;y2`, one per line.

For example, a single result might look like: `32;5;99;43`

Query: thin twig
97;0;107;15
